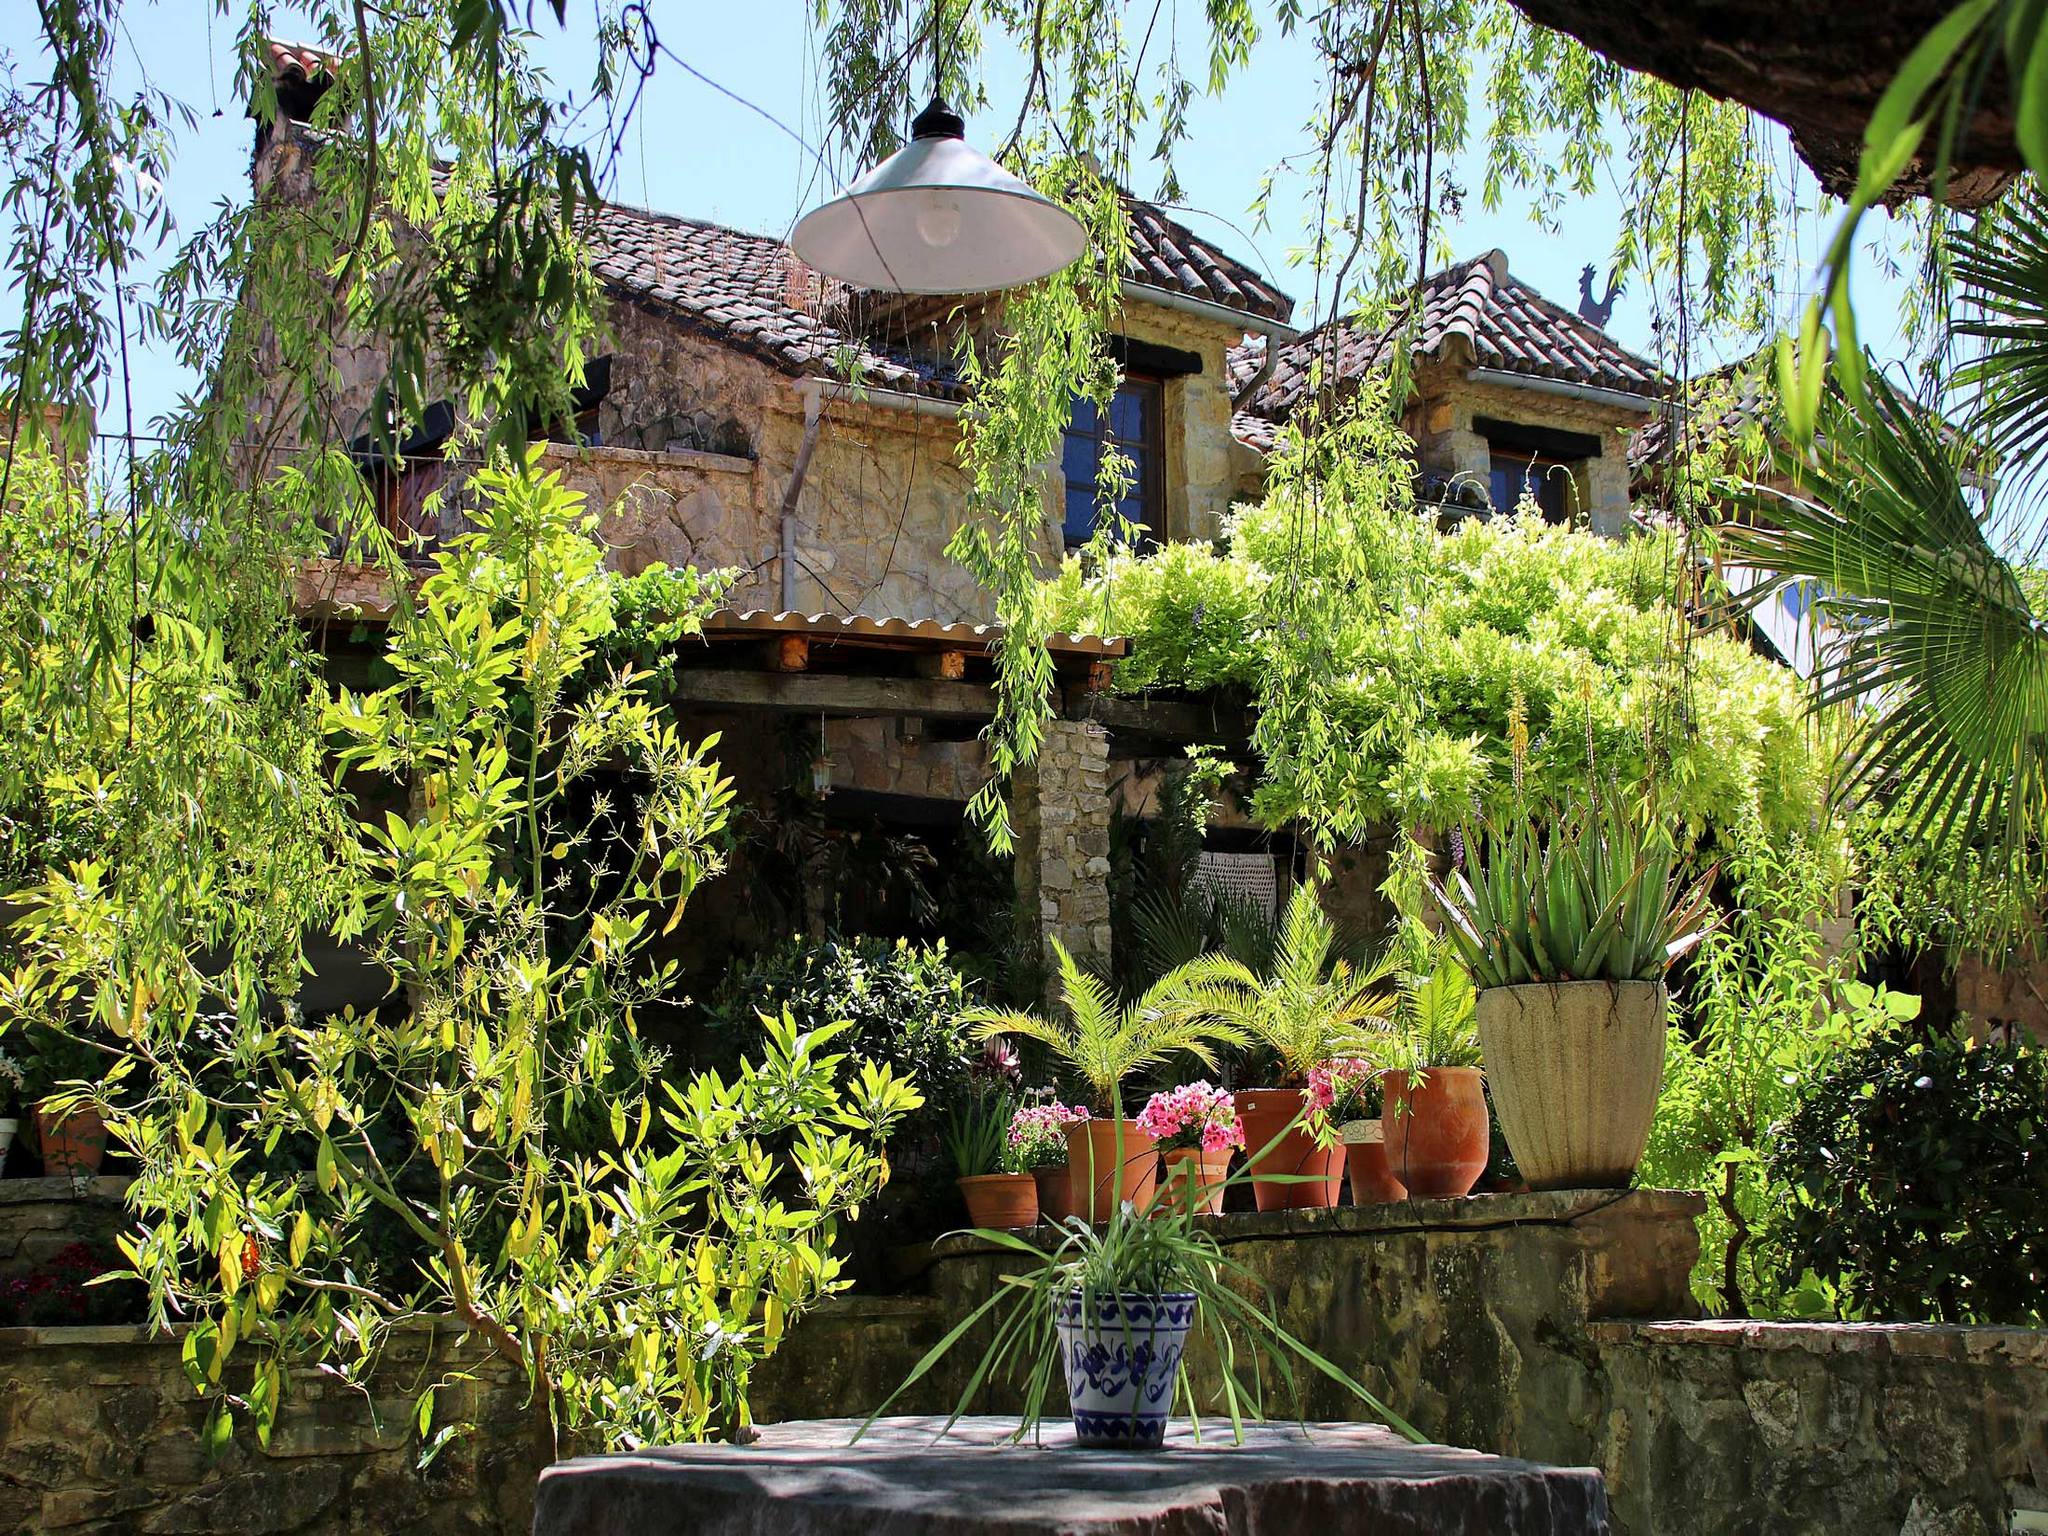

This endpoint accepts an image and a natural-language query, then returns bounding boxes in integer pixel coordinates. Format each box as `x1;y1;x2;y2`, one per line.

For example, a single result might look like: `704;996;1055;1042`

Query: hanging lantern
791;96;1086;295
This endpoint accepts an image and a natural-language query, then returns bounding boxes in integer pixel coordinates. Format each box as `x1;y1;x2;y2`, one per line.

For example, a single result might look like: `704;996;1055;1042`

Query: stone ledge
1588;1317;2048;1367
534;1417;1610;1535
0;1174;130;1207
899;1188;1704;1276
539;440;755;475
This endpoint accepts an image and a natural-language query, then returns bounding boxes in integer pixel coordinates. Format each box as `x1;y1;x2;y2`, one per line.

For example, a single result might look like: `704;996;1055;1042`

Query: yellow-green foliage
1046;406;1827;845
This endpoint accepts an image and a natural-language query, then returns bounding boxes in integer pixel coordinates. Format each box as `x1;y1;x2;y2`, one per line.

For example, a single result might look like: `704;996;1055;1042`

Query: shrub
1765;1025;2048;1326
709;935;979;1120
1043;396;1826;849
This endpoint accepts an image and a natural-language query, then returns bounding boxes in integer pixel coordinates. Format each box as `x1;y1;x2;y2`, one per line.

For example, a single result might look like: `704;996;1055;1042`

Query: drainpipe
778;391;825;613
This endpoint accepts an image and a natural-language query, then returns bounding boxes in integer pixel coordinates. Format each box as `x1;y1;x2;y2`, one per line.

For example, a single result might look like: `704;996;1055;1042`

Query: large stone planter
1477;979;1667;1191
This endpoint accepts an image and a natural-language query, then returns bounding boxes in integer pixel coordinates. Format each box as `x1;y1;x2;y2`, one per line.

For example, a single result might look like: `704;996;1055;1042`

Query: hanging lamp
791;96;1086;295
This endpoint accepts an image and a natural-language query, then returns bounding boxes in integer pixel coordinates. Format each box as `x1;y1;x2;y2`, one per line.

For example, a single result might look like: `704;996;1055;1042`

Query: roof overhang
1466;367;1664;415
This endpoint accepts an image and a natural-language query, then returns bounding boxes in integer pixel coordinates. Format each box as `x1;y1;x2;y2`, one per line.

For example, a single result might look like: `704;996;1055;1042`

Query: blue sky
0;0;1918;438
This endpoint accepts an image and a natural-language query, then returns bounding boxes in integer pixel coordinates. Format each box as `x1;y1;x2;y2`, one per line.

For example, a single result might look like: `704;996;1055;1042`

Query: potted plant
1311;1057;1405;1205
947;1087;1039;1230
1136;1082;1243;1216
864;1159;1422;1451
965;940;1237;1223
0;1048;22;1170
1381;949;1489;1198
22;1027;109;1178
1428;792;1715;1190
1176;885;1394;1210
1009;1096;1090;1227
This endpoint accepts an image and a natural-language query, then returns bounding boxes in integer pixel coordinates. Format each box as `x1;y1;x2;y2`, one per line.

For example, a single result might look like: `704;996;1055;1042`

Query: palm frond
1719;368;2048;877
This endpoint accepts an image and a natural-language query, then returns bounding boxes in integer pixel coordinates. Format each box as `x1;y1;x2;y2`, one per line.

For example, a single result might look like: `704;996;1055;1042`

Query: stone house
260;48;1669;996
1229;249;1666;535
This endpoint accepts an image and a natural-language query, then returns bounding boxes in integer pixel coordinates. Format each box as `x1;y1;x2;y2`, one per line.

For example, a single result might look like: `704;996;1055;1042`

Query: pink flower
1007;1098;1089;1168
1137;1082;1244;1152
1308;1058;1381;1126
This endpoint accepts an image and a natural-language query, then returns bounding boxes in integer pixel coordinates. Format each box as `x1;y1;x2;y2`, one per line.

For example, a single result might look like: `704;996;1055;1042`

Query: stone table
532;1416;1610;1534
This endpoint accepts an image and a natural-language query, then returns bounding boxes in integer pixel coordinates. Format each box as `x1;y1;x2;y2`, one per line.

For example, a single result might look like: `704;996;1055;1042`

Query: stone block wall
1407;360;1649;537
908;1188;1705;1466
0;1322;541;1535
1008;719;1114;998
0;1179;132;1290
1591;1319;2048;1535
8;1190;2048;1533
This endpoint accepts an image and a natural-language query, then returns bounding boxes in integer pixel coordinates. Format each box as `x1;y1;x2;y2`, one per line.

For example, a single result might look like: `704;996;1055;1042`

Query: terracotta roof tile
582;192;1289;398
1230;250;1665;445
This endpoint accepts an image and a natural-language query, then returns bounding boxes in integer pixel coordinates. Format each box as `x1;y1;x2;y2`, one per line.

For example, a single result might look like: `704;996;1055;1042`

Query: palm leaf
1718;367;2048;878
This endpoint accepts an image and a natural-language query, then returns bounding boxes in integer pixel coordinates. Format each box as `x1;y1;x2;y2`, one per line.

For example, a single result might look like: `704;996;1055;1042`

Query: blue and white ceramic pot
1053;1289;1197;1449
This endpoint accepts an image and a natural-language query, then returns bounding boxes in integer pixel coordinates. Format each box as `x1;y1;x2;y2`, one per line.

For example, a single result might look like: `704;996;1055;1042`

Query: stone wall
907;1189;1704;1465
0;1322;541;1535
1953;950;2048;1044
9;1189;2048;1533
1008;719;1113;996
0;1179;132;1292
1591;1320;2048;1536
1406;359;1650;536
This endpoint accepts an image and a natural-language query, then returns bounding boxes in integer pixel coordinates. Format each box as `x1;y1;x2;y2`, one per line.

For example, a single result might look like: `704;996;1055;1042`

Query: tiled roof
1231;250;1665;443
1627;359;1767;474
1628;353;1972;482
581;200;960;397
581;192;1290;398
1123;202;1291;323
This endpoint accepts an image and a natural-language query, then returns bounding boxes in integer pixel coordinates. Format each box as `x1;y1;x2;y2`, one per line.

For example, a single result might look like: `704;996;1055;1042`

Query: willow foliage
1047;396;1830;847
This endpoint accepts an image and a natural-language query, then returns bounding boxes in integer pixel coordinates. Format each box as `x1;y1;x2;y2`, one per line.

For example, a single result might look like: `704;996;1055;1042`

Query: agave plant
1170;883;1395;1081
961;939;1240;1114
1426;794;1718;989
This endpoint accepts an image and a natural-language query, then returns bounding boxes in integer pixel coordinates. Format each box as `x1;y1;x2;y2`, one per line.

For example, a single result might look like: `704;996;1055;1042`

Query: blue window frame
1062;375;1163;545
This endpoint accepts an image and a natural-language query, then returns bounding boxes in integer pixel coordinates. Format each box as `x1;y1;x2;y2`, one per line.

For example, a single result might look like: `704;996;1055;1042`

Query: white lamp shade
792;102;1087;295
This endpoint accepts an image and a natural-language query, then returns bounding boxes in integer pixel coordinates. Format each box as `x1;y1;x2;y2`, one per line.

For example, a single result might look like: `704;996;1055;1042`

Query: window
1476;416;1598;526
1062;375;1164;545
532;355;611;448
348;399;455;553
1488;452;1576;522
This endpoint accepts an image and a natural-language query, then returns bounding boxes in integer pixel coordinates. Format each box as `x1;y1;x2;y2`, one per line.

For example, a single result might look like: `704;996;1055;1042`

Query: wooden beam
762;634;811;673
1072;692;1254;745
665;669;997;721
913;648;968;681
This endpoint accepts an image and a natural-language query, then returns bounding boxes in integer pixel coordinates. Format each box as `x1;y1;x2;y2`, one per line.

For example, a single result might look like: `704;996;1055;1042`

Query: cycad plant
1172;883;1395;1083
962;939;1238;1114
1388;943;1481;1071
1427;793;1718;989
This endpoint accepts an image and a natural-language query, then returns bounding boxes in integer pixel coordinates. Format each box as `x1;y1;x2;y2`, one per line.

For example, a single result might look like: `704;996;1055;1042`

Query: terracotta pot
1065;1119;1158;1222
1476;979;1668;1191
1380;1068;1488;1198
1339;1120;1407;1205
1235;1087;1342;1211
956;1172;1039;1230
1159;1146;1231;1215
34;1099;107;1178
1034;1164;1079;1227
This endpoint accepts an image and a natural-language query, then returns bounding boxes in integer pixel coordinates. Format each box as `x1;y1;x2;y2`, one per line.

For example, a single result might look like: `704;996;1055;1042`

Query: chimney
251;39;340;172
